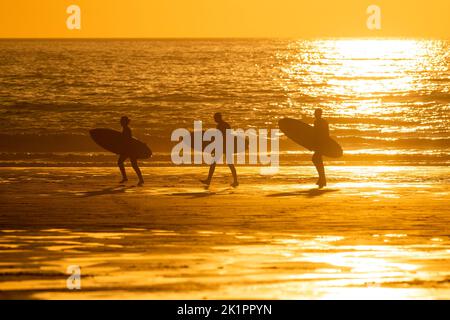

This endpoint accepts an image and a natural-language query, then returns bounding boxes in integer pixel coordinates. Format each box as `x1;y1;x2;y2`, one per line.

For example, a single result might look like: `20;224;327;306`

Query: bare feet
317;179;327;189
119;178;128;184
231;181;239;188
200;179;211;186
137;180;144;187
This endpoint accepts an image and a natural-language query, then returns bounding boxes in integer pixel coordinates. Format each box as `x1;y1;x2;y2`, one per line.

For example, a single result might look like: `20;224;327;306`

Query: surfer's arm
313;120;320;134
122;127;133;141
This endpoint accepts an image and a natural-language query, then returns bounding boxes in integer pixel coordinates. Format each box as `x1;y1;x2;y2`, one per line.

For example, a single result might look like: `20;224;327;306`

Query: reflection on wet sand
0;166;449;299
1;228;449;299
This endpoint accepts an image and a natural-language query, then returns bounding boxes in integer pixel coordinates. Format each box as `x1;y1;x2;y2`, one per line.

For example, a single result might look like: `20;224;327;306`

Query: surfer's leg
228;164;239;187
118;155;128;183
322;155;327;185
130;158;144;185
312;152;326;188
319;156;327;188
200;162;216;186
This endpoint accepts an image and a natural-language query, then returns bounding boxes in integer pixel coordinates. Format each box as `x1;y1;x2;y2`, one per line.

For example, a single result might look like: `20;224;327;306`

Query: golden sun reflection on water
281;39;441;118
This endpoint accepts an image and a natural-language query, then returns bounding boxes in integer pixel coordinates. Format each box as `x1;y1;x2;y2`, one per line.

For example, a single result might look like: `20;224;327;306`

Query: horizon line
0;36;449;41
0;35;450;40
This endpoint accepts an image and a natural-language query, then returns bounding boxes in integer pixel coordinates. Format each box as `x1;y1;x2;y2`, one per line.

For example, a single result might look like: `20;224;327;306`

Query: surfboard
182;130;249;154
89;128;152;159
278;118;343;158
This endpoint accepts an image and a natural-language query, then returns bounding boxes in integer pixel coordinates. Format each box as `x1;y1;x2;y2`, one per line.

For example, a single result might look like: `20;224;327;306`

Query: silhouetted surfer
312;108;329;188
118;116;144;186
200;113;239;188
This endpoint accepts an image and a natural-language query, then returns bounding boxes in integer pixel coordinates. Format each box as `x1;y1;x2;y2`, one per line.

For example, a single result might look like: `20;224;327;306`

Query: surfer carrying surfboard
118;116;145;186
312;108;328;188
200;113;239;188
279;109;342;189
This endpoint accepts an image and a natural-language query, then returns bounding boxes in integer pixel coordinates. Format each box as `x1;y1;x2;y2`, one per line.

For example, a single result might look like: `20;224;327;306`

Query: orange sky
0;0;449;38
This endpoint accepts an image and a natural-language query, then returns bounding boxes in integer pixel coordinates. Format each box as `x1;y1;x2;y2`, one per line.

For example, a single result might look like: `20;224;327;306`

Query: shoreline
0;155;449;168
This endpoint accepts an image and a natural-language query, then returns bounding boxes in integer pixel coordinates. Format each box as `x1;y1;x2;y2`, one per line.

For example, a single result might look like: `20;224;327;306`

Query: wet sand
0;166;449;299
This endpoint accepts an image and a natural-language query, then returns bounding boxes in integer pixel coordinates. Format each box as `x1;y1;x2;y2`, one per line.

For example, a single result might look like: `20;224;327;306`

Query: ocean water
0;39;448;165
